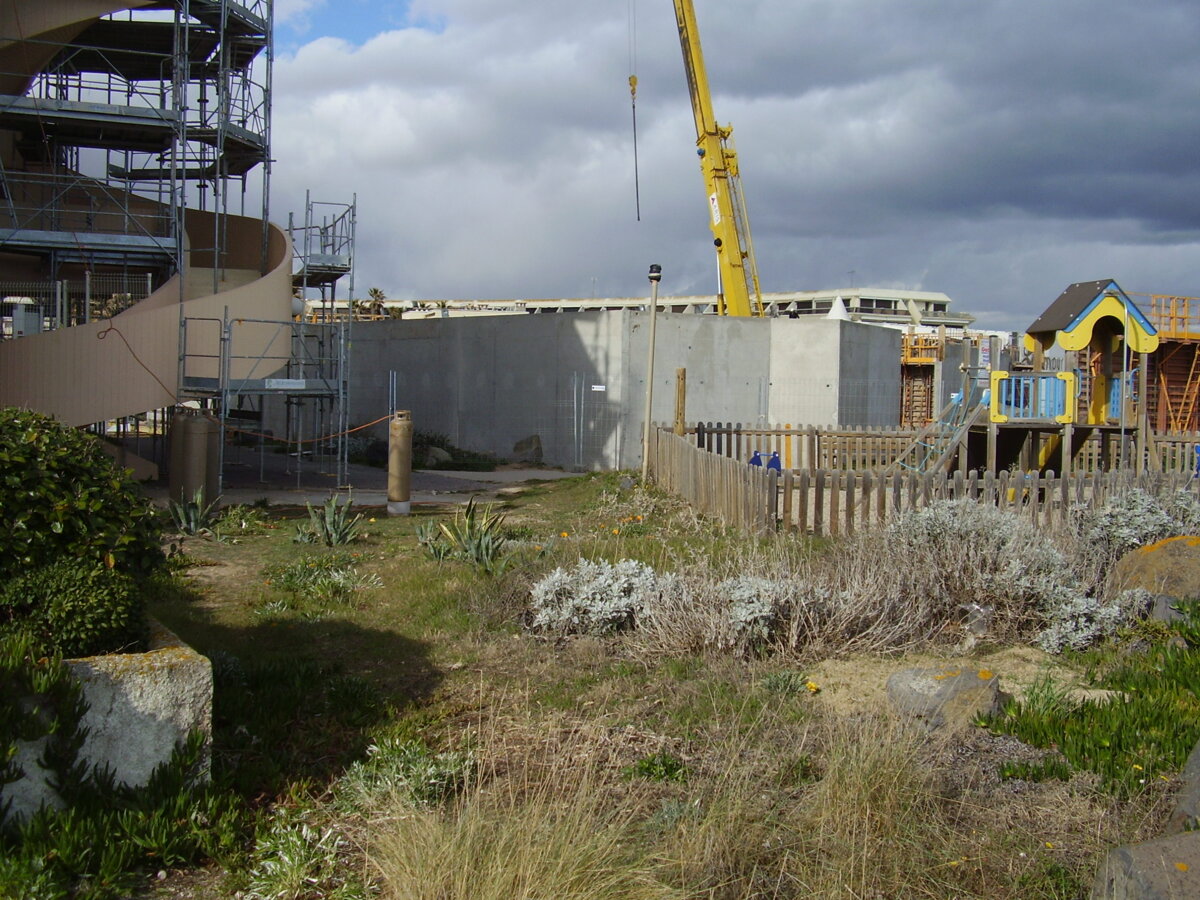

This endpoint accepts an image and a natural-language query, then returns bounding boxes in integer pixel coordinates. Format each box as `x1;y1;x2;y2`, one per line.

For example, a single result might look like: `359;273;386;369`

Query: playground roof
1025;279;1158;353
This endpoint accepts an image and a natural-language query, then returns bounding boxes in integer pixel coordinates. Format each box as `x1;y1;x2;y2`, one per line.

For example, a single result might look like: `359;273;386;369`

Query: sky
267;0;1200;332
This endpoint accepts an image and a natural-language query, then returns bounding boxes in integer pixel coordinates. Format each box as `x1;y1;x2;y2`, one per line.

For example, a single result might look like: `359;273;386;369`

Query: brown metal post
388;411;412;516
674;367;687;436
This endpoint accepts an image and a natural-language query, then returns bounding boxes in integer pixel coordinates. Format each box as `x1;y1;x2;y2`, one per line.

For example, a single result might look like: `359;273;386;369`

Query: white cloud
274;0;326;28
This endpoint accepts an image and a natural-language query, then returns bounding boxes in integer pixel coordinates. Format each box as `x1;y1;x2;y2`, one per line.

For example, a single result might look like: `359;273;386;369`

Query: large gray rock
1112;536;1200;602
2;620;212;823
1166;738;1200;835
1092;831;1200;899
886;666;1005;728
511;434;543;463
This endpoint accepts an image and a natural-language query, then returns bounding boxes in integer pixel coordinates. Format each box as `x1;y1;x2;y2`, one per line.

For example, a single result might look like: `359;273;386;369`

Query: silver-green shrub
846;500;1076;644
528;558;679;635
1072;489;1200;563
1036;587;1155;653
718;576;792;653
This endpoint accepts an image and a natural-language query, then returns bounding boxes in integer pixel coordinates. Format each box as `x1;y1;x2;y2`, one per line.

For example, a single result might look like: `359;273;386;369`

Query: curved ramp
0;209;293;426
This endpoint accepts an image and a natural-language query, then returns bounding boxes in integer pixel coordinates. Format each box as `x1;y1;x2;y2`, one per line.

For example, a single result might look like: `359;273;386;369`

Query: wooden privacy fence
773;466;1199;537
687;421;1200;476
690;422;917;472
650;428;1200;538
649;428;776;533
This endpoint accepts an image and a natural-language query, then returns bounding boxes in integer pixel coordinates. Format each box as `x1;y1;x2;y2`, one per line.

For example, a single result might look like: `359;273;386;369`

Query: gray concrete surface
308;310;903;472
144;446;581;508
4;620;211;823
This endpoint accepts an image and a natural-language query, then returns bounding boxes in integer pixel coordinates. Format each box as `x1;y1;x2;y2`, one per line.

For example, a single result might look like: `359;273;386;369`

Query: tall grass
367;711;1003;900
368;755;681;900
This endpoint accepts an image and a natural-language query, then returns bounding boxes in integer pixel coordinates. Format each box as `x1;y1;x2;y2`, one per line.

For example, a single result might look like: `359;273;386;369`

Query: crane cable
628;0;641;221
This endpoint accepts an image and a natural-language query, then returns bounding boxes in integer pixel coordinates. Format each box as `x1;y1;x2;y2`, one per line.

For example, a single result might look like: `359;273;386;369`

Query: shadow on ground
150;583;442;797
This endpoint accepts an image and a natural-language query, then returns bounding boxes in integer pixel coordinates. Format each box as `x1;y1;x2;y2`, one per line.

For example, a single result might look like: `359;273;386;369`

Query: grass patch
7;475;1181;898
985;603;1200;795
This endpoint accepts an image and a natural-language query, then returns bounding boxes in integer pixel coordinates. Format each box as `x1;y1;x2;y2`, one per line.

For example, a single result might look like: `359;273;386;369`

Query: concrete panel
621;311;773;465
351;311;626;470
768;318;842;426
838;320;902;426
345;311;905;470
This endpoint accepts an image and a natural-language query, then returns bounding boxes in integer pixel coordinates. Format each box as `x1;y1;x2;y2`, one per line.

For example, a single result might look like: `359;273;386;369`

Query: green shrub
0;408;163;579
0;560;147;658
623;751;688;783
419;498;512;575
167;487;222;536
1;727;246;900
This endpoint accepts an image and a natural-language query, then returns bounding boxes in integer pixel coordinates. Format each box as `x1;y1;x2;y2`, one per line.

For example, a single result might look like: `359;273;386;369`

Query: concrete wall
838;320;903;426
347;311;901;470
352;312;627;470
622;312;774;465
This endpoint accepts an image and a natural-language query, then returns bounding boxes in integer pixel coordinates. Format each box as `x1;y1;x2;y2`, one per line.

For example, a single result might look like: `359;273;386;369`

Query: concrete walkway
144;452;581;508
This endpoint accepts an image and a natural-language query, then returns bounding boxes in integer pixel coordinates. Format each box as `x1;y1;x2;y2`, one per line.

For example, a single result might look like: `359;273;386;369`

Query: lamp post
641;264;663;483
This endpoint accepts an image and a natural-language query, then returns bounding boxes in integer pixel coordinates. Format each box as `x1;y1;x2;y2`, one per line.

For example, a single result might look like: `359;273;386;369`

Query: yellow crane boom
672;0;764;316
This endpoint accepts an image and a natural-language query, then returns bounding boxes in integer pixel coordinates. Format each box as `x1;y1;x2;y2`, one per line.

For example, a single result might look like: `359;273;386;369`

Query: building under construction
0;0;357;492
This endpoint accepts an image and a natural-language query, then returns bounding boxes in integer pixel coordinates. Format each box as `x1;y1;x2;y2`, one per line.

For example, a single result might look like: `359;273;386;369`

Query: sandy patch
808;644;1078;716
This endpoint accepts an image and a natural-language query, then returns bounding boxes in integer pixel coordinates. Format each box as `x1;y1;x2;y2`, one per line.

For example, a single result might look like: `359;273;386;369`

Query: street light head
648;264;662;283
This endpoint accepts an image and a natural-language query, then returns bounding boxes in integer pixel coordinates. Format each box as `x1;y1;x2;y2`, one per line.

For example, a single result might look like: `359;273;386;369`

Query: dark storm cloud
271;0;1200;329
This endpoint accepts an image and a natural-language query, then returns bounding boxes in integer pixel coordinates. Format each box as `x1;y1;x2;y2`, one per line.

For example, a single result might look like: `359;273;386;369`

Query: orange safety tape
198;411;394;445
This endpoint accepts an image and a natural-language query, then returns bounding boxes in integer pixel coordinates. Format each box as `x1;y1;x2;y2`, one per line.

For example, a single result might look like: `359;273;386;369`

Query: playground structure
891;279;1162;477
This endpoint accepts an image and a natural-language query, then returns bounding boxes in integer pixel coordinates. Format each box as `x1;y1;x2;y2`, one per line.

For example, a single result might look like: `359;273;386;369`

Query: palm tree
367;286;389;318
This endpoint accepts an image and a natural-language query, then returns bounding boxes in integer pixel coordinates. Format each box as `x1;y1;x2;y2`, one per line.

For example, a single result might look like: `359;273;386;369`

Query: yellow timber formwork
1133;293;1200;432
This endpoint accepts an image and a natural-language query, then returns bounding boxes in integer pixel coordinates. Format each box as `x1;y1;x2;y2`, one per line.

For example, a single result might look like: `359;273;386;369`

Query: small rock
1167;737;1200;835
886;666;1006;729
511;434;543;463
1151;594;1185;624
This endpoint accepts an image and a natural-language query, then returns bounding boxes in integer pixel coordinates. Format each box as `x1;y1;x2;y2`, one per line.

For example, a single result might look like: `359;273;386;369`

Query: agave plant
294;495;362;547
436;498;511;575
168;487;222;536
416;522;453;562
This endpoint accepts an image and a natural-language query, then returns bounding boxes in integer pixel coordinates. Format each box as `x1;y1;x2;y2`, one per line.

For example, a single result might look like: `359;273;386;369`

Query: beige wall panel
0;2;156;94
0;220;292;426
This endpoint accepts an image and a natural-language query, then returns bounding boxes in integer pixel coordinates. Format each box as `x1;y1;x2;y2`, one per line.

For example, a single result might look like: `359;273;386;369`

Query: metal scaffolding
178;309;350;489
289;193;356;318
0;0;273;325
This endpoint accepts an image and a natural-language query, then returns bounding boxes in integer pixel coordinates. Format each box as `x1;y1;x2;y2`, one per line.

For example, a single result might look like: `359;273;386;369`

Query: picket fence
687;421;1200;476
649;429;1200;537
